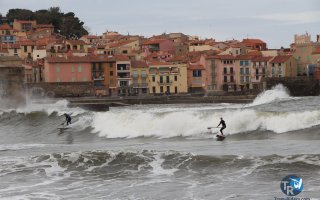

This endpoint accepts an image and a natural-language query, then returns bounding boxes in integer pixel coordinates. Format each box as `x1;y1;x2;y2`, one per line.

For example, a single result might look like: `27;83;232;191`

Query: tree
6;9;34;21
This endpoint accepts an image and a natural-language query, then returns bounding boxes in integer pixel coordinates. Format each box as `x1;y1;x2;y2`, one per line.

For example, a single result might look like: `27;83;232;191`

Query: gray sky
0;0;319;48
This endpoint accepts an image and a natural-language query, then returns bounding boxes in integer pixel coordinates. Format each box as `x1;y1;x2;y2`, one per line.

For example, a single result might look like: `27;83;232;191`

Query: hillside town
1;18;320;100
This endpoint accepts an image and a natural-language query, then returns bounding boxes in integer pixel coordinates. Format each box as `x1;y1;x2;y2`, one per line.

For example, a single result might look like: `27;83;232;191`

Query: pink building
187;56;207;93
211;55;237;92
44;57;92;83
142;39;175;57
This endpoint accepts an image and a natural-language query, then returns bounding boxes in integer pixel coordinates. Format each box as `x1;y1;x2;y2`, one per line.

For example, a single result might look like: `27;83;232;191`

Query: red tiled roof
66;40;86;45
114;54;130;61
312;47;320;55
251;56;273;62
131;60;148;68
270;55;292;63
46;55;117;63
19;40;35;46
0;24;13;30
242;38;266;44
149;61;173;66
109;40;136;48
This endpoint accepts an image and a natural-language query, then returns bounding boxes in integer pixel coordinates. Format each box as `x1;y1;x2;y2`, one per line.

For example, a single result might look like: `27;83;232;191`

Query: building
116;55;132;96
242;39;267;51
131;60;149;95
268;55;298;78
44;56;92;83
142;39;175;57
13;19;37;32
148;62;187;95
0;24;15;43
250;56;273;90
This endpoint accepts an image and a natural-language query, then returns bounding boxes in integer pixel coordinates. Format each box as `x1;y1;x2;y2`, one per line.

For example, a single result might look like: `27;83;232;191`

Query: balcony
157;81;173;85
93;76;105;81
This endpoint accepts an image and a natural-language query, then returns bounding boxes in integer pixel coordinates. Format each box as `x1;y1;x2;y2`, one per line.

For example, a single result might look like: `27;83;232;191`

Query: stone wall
264;77;319;96
26;82;94;97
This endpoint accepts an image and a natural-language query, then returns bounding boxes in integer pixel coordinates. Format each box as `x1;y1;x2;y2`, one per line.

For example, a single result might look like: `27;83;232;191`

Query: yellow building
13;19;37;32
131;61;149;95
148;62;187;94
268;55;298;78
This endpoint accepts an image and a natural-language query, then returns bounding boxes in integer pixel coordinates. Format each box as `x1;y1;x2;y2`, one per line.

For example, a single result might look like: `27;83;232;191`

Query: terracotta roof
66;40;86;45
109;40;136;48
270;55;292;63
82;35;99;39
19;40;35;46
131;60;148;68
0;24;13;30
312;47;320;55
114;54;130;61
251;56;273;62
210;55;236;60
242;38;266;44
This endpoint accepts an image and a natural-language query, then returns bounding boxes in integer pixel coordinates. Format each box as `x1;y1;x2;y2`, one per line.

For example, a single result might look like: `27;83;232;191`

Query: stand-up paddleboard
216;134;226;141
208;127;226;141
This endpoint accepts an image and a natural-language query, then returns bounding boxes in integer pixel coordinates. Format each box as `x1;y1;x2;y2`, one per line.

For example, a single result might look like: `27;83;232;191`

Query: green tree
6;9;34;21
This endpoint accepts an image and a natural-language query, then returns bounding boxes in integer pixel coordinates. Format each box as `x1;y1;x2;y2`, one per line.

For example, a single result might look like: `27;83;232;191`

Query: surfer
217;117;226;136
64;113;72;126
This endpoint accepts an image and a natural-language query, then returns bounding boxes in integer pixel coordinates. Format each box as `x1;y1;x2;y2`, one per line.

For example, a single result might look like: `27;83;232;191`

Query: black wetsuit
217;119;226;135
65;114;72;125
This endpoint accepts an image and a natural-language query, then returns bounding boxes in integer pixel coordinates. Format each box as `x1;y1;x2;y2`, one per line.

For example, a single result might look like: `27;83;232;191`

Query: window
167;86;170;93
230;67;233;74
223;67;227;74
175;87;178;94
56;65;60;72
160;76;163;83
152;76;155;82
166;76;170;83
152;86;156;93
193;70;202;77
72;77;75;82
174;76;177;81
110;71;113;76
230;76;234;82
72;67;75;72
224;76;227;83
109;63;113;68
78;64;82;72
240;68;244;75
160;86;163;93
122;50;128;54
245;68;250;75
24;46;27;52
246;76;249;83
83;77;87;81
56;77;60;82
240;76;244;83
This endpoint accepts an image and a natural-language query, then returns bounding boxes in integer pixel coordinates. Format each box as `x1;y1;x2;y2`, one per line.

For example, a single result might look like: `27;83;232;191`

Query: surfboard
58;127;71;130
216;134;226;141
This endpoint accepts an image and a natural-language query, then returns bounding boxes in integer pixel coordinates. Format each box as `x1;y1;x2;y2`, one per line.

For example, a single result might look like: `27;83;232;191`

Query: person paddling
217;117;226;136
63;113;72;126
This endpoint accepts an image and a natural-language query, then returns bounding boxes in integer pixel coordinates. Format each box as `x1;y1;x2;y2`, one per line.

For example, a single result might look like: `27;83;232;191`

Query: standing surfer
64;113;72;126
217;117;226;136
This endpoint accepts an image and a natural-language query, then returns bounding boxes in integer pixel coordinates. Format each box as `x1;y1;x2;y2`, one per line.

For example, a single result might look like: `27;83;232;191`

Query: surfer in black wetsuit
64;113;72;126
217;117;226;135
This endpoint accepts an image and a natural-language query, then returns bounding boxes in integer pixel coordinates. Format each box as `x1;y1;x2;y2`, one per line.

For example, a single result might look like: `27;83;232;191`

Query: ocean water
0;84;319;200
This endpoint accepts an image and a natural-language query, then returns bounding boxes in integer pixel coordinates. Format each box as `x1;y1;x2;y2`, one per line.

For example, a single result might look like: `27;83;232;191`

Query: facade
250;56;273;90
131;61;149;95
142;39;175;57
212;55;237;92
268;55;298;78
148;63;187;95
116;56;132;96
187;62;206;93
13;19;37;32
44;57;92;83
19;40;35;59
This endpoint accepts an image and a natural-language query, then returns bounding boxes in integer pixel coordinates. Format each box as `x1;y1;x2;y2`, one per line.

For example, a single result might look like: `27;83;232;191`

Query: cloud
257;11;320;24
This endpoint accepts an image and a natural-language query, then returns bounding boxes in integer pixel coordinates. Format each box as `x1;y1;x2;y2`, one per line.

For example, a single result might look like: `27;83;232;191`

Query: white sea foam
250;84;291;106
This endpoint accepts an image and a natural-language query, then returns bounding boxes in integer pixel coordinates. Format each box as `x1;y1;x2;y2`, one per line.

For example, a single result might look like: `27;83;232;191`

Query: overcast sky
0;0;319;48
